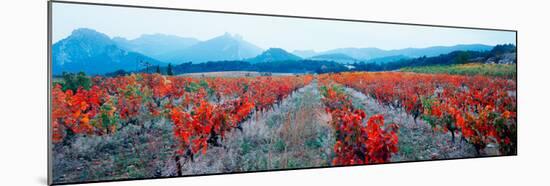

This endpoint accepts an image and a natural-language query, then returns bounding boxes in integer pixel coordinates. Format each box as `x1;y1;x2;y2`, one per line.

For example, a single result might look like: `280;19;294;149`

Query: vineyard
51;71;517;183
325;72;517;156
401;63;517;79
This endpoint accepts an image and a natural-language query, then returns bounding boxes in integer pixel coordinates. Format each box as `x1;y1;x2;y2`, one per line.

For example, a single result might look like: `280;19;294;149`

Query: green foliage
58;72;92;92
185;80;215;97
319;85;328;97
399;144;414;157
199;79;209;89
453;52;471;64
319;84;345;98
331;84;345;93
123;84;142;98
240;140;252;155
90;101;119;134
401;63;516;79
102;103;118;127
420;97;437;129
273;139;286;152
185;82;200;93
265;114;281;128
490;44;516;56
305;135;323;149
354;50;489;71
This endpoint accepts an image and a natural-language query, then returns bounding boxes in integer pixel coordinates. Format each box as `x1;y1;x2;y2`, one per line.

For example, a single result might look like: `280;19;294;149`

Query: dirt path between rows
176;81;334;175
343;87;479;161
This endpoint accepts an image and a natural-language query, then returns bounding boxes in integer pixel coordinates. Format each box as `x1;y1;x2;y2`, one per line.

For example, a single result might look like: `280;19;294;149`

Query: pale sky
52;2;516;52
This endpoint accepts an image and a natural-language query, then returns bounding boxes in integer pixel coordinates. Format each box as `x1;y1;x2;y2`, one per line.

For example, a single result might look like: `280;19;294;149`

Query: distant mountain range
113;34;199;61
353;44;517;72
148;44;516;76
52;27;502;75
160;33;263;63
296;44;493;61
241;44;492;65
52;28;164;75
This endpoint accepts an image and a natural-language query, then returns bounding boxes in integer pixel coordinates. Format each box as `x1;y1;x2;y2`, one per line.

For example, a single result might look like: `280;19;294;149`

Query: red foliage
319;79;399;165
323;72;517;155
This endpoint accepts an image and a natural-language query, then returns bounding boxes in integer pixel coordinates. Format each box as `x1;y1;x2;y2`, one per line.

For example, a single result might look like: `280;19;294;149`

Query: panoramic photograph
50;2;517;184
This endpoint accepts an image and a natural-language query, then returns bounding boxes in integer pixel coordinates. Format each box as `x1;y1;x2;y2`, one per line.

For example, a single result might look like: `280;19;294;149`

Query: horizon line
54;27;515;53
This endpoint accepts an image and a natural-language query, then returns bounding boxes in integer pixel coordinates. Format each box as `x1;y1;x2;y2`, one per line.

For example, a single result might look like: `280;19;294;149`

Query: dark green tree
156;65;161;74
454;52;471;64
60;72;91;92
167;63;174;76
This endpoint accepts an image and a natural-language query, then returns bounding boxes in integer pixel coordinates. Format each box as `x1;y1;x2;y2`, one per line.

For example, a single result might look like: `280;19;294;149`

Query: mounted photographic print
48;1;517;185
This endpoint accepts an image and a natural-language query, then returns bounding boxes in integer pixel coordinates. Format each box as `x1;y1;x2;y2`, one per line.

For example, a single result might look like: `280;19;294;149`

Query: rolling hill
247;48;302;63
321;44;493;60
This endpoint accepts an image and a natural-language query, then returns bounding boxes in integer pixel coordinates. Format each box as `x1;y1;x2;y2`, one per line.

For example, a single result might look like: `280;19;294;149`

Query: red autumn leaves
51;70;516;169
319;77;399;165
167;75;312;157
326;72;517;155
52;73;314;161
52;84;108;142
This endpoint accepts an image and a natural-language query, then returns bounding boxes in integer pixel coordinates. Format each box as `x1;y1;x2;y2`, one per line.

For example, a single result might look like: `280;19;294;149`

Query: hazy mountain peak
265;48;288;53
161;32;263;63
216;32;243;41
66;28;114;46
247;47;301;63
70;28;108;38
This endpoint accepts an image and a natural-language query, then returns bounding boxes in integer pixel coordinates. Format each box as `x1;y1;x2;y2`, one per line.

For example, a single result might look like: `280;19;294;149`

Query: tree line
100;44;516;76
